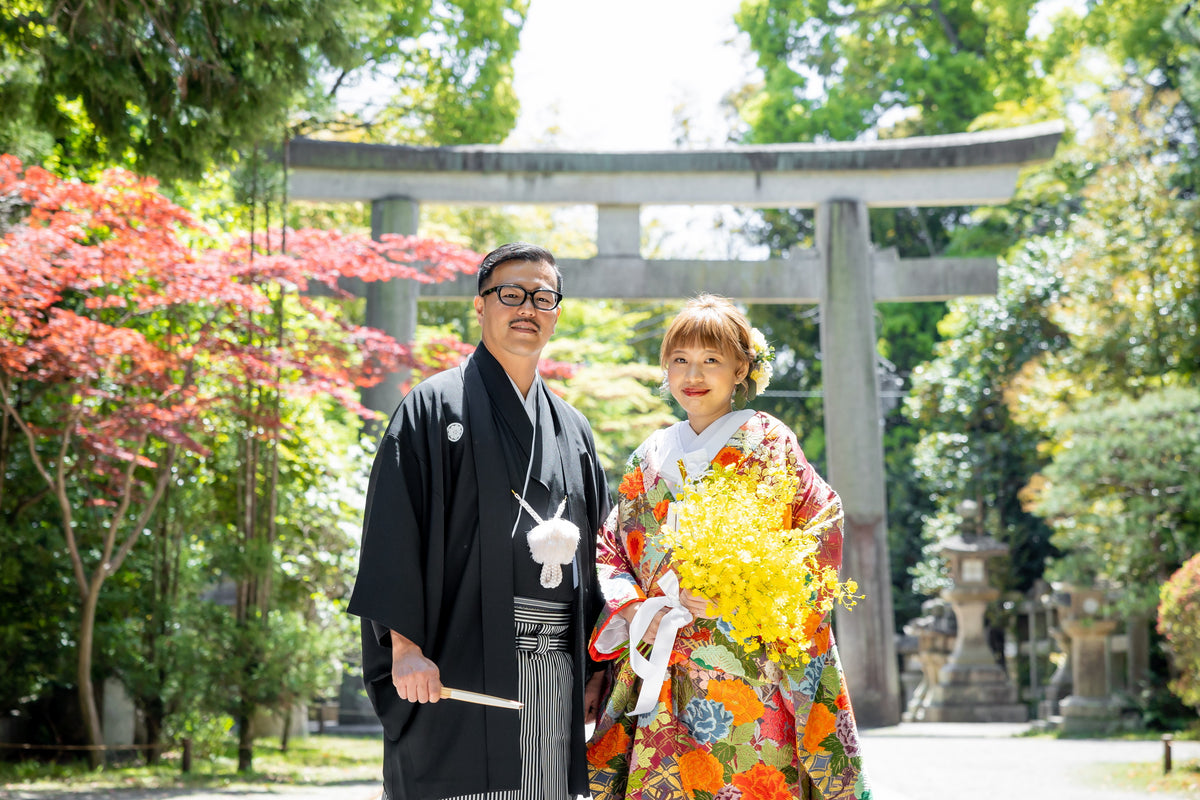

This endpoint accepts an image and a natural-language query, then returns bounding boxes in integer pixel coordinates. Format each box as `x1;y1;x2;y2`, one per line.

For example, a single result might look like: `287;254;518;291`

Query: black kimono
347;342;610;800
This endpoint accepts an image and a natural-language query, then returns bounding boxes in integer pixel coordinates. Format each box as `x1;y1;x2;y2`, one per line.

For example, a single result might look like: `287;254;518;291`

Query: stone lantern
922;501;1028;722
902;598;956;721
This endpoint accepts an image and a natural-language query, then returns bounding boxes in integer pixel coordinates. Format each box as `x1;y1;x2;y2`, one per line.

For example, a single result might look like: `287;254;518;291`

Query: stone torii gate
287;122;1062;728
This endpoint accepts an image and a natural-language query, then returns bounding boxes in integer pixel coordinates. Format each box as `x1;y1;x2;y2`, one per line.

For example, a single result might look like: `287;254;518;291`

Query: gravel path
861;723;1199;800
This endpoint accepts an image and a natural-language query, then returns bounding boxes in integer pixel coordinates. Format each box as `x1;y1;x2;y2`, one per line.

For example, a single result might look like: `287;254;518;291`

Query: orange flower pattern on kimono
706;680;765;726
733;763;793;800
679;749;724;795
587;412;870;800
619;466;646;500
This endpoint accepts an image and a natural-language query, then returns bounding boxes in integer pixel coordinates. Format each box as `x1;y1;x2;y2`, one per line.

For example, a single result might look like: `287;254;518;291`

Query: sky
506;0;755;150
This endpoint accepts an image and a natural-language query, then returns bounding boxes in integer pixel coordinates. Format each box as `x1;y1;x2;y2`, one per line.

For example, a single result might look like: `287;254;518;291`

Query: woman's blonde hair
660;294;759;404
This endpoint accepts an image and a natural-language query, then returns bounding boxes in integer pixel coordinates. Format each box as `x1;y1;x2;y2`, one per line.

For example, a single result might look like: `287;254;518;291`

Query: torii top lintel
286;121;1063;209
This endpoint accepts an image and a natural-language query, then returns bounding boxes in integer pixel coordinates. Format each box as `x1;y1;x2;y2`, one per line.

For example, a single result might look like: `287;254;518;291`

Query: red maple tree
0;155;480;764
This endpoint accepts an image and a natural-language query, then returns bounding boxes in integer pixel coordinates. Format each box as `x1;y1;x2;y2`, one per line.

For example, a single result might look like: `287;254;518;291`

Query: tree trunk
280;705;291;752
144;695;164;765
237;706;254;773
77;579;105;769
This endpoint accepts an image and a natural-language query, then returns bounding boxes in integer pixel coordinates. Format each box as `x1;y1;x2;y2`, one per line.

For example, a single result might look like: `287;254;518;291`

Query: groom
348;242;610;800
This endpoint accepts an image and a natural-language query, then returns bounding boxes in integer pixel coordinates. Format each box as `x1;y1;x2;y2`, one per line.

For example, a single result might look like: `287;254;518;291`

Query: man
348;243;610;800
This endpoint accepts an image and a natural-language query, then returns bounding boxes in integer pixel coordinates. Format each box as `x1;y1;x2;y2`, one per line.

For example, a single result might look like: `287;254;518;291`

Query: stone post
362;196;420;420
1058;584;1122;733
101;677;136;750
819;199;900;727
1040;624;1073;719
1126;613;1151;690
1025;598;1039;710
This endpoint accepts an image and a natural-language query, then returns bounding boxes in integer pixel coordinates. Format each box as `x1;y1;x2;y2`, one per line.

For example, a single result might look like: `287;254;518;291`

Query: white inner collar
507;373;541;423
657;409;754;490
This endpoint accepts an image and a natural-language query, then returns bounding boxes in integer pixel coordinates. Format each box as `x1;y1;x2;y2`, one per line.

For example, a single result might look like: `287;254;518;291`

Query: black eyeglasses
479;283;563;311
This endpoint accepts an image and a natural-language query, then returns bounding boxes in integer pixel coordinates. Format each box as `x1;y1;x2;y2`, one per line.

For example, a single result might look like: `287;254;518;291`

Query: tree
0;156;477;765
734;0;1059;142
1004;89;1200;402
0;0;524;181
99;395;369;765
1024;387;1200;613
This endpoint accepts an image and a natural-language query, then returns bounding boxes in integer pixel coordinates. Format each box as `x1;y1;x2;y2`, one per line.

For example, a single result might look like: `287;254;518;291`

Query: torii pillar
817;199;897;721
362;196;419;417
285;122;1064;727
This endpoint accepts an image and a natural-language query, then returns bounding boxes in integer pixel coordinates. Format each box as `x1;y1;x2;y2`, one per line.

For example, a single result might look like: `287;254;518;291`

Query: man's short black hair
476;242;562;294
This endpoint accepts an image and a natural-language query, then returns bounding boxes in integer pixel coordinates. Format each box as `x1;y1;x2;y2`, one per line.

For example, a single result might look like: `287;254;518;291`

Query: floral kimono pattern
587;411;870;800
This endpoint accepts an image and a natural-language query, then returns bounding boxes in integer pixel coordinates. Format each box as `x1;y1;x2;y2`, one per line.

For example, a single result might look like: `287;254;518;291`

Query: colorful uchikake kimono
587;410;871;800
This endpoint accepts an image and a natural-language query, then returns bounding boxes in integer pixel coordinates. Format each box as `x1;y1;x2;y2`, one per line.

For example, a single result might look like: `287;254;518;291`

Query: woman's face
665;342;748;434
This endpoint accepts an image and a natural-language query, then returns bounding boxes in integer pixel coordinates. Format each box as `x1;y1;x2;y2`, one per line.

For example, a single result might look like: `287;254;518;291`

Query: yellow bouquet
660;458;859;667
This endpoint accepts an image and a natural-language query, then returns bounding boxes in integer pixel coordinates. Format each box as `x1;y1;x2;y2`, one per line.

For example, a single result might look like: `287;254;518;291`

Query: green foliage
1;0;341;178
906;242;1068;596
166;711;235;763
880;391;940;623
746;305;825;466
1159;552;1200;711
0;0;524;181
0;515;73;710
1032;90;1200;391
0;382;71;710
734;0;1058;141
173;393;363;763
93;397;364;754
904;84;1198;620
1028;387;1200;613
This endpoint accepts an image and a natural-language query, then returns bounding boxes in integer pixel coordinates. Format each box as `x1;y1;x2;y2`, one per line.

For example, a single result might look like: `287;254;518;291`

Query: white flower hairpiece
748;327;775;393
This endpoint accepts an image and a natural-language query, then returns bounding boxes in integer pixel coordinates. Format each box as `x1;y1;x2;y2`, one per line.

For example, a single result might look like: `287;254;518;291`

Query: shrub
1158;552;1200;711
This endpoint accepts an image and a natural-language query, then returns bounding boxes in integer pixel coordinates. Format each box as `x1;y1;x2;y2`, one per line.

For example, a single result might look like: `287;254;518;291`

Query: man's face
473;259;561;363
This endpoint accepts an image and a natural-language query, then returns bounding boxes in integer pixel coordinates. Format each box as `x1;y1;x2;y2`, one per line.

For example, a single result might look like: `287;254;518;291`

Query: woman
586;295;870;800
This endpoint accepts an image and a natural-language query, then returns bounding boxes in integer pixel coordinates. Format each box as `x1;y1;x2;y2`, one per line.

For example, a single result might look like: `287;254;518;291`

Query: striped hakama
445;596;574;800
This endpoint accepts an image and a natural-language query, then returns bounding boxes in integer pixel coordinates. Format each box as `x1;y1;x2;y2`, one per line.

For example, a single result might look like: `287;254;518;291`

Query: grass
1016;717;1200;742
1098;757;1200;795
0;733;383;792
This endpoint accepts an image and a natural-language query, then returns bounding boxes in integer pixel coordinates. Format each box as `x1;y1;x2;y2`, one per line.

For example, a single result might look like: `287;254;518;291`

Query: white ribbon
627;572;694;716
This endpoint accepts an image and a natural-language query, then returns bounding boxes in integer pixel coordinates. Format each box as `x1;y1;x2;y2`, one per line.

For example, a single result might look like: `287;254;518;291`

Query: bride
586;294;870;800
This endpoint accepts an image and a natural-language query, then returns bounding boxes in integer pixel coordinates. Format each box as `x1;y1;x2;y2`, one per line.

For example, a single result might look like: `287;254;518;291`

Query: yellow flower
660;461;860;668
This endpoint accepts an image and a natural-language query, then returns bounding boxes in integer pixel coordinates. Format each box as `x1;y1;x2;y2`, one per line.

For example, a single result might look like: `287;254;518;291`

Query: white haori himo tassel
512;492;579;588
